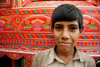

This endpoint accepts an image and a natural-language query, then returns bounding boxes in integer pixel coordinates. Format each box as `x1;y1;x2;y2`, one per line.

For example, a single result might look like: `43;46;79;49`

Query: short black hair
51;4;83;30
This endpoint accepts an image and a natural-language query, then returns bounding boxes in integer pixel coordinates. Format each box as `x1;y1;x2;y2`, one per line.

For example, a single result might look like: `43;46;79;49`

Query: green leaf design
42;24;51;27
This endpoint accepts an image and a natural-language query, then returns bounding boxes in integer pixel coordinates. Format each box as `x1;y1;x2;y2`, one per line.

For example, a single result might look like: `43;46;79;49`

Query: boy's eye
70;27;77;30
55;27;62;30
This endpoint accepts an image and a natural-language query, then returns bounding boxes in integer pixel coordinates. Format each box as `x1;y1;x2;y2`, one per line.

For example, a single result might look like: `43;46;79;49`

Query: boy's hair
51;4;83;30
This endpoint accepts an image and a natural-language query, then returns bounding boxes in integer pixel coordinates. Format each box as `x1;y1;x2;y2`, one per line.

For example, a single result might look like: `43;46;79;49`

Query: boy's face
52;20;83;52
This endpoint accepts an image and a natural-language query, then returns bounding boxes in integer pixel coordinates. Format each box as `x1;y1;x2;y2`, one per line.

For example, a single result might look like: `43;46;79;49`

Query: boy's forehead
54;21;79;26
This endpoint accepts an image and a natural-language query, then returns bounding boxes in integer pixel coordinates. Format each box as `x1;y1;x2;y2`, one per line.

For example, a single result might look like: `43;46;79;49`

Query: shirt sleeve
87;57;96;67
91;59;96;67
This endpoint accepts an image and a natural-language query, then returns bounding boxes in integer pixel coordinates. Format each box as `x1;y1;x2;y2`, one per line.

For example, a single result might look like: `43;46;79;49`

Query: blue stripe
51;41;52;45
11;40;13;43
0;39;2;42
30;41;31;44
17;40;19;43
89;42;90;45
81;42;83;45
6;39;7;43
96;42;97;45
44;41;45;44
23;40;25;44
36;41;38;44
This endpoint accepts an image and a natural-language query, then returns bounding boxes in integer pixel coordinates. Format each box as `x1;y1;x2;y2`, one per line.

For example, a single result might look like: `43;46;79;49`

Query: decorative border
24;57;32;67
0;0;11;8
0;47;100;61
25;1;95;7
0;33;100;39
0;51;35;61
0;14;100;33
0;39;100;47
87;0;100;6
0;7;100;15
12;0;30;7
0;45;100;52
0;45;49;51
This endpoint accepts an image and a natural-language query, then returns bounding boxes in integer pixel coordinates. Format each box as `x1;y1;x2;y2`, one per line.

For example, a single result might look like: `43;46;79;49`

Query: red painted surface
0;1;100;67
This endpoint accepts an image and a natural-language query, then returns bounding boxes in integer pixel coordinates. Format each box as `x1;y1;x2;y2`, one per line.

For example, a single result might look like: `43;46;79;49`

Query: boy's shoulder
32;48;53;67
79;51;94;61
79;51;96;66
34;48;52;58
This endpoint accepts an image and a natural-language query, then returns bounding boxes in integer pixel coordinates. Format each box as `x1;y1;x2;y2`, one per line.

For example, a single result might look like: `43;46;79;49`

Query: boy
31;4;96;67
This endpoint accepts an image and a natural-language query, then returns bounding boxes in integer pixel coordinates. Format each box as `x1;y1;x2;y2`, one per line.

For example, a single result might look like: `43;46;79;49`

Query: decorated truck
0;0;100;67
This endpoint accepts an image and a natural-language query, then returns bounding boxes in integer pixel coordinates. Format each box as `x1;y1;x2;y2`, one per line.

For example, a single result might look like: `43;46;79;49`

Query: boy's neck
56;47;75;64
57;48;74;56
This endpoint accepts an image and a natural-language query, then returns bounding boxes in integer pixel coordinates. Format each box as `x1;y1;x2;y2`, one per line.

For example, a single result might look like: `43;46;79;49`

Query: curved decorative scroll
0;17;17;32
19;15;51;33
83;15;100;32
0;51;35;61
6;52;23;60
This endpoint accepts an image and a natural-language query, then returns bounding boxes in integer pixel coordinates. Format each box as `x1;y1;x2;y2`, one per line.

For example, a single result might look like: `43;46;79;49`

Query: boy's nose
61;29;70;40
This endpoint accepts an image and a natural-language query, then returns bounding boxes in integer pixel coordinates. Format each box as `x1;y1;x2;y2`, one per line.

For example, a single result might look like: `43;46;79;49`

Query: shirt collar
47;46;86;65
47;46;56;65
73;47;80;60
72;47;86;62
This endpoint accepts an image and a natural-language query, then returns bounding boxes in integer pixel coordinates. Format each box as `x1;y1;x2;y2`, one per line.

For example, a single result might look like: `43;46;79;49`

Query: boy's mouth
59;42;71;46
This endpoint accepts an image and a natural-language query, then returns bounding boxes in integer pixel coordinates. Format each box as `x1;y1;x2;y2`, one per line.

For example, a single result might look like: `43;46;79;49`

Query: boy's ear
51;28;54;33
80;27;84;34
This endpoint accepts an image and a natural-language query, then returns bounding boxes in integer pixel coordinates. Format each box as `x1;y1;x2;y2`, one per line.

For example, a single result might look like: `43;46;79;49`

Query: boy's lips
59;42;71;46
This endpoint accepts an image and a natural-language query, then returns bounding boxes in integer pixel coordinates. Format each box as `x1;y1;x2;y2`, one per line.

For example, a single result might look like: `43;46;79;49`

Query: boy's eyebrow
54;24;63;26
68;24;78;27
54;24;78;26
